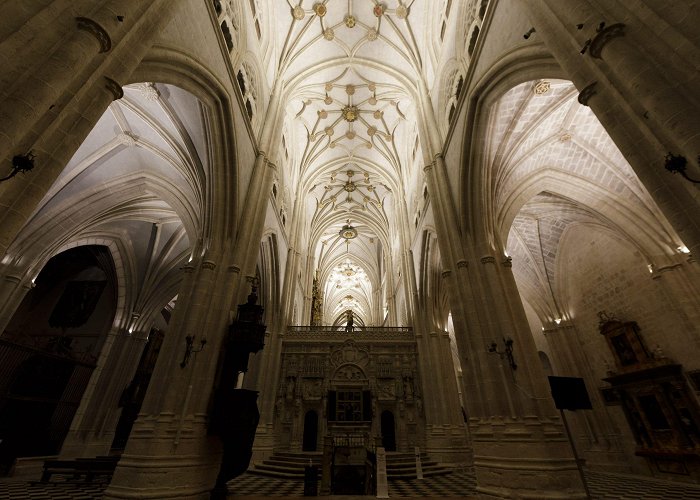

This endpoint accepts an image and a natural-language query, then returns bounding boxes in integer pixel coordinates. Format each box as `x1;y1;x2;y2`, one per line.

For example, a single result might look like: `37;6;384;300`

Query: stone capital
480;256;496;265
104;76;124;100
589;23;626;59
577;81;597;106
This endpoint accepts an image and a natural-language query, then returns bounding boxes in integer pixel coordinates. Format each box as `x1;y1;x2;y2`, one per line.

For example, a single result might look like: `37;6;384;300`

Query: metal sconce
1;152;35;182
180;335;207;368
664;153;700;184
488;337;517;370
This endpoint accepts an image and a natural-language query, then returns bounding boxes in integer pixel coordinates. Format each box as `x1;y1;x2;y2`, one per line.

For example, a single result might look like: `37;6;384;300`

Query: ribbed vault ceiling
269;0;442;324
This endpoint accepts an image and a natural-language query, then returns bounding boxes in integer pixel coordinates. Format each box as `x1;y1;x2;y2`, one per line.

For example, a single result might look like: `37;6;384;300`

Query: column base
103;414;221;499
474;455;587;499
425;424;472;463
471;416;587;498
251;422;275;462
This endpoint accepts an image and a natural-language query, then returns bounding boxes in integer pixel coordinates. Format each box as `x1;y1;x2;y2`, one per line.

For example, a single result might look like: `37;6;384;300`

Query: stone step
249;450;451;480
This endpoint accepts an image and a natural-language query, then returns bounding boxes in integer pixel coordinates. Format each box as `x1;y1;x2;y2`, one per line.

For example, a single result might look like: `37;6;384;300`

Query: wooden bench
40;455;119;483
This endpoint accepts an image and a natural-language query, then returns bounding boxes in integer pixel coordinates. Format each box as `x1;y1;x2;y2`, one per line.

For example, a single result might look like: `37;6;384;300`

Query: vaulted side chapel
0;1;699;499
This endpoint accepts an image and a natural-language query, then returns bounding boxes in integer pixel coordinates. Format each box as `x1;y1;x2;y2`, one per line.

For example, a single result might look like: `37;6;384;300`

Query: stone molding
285;326;413;341
480;256;495;265
456;259;468;269
441;269;451;278
76;17;112;53
202;260;216;270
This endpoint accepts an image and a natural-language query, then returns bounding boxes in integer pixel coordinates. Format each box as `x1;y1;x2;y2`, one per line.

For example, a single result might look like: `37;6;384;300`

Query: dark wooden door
303;410;318;451
381;410;396;451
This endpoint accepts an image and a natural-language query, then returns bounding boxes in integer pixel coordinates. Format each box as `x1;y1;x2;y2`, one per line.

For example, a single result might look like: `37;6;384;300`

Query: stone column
414;75;585;496
104;253;240;499
398;187;469;462
521;0;700;258
0;0;170;258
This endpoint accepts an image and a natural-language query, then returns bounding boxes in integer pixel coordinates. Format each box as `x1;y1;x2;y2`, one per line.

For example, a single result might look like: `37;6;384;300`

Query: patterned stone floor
1;468;700;498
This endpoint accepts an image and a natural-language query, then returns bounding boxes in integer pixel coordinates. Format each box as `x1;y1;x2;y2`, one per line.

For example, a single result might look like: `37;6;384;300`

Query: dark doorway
381;410;396;451
0;246;114;470
303;410;318;451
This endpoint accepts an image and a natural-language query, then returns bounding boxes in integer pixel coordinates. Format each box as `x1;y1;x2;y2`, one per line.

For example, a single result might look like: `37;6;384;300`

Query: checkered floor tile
3;467;700;498
586;469;700;500
0;478;106;499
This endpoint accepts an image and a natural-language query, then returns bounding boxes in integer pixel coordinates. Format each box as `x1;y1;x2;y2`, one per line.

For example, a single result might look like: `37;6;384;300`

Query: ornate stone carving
456;260;468;269
377;379;397;400
589;23;626;59
302;379;323;400
533;80;550;95
480;256;496;265
202;260;216;270
134;82;160;101
578;82;598;106
334;363;366;380
502;256;513;268
441;269;451;278
117;132;137;147
104;77;123;100
76;17;111;53
330;339;369;367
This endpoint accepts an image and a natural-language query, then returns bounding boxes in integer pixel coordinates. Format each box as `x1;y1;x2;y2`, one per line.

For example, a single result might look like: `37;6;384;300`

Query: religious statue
345;309;354;333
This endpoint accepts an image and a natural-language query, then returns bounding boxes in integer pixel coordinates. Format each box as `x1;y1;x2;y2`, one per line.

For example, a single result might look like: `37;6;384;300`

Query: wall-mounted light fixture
1;152;35;182
523;27;536;39
488;337;517;370
180;335;207;368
